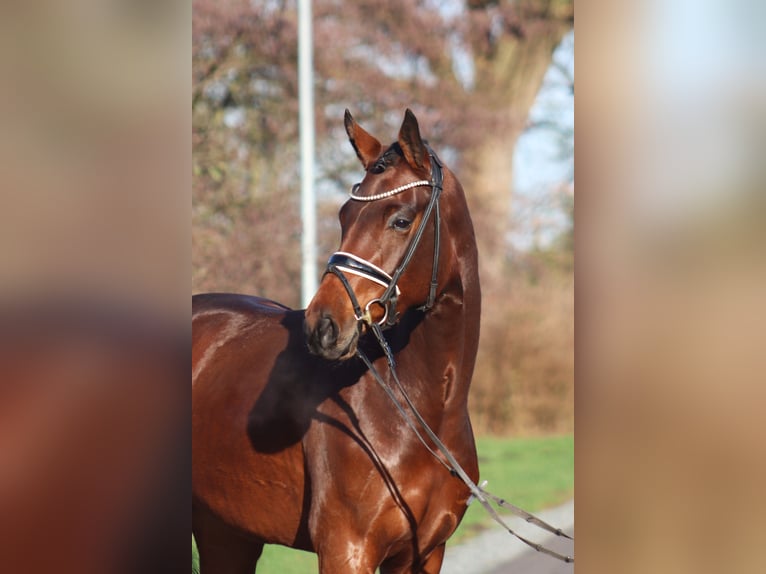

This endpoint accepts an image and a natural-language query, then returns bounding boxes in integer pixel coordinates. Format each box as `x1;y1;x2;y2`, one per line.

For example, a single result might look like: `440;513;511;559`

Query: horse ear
398;108;428;171
344;109;382;169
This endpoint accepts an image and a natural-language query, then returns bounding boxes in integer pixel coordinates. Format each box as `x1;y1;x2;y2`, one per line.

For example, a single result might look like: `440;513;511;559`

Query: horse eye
392;218;412;231
371;162;386;174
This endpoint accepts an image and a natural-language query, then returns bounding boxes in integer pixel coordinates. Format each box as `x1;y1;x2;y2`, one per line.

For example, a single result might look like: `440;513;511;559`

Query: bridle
324;144;444;328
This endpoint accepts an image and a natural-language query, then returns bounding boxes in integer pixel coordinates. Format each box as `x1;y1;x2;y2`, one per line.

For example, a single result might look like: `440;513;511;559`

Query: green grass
192;433;573;573
451;434;574;543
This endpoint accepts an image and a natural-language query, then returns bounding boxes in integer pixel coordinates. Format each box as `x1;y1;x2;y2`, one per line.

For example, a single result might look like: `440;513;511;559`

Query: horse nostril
317;314;338;350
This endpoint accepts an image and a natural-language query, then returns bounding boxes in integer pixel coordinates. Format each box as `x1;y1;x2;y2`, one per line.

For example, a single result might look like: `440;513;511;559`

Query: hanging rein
323;145;574;564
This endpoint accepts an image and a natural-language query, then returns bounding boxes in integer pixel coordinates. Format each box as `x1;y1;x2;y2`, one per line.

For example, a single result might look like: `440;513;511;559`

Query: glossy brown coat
192;110;481;573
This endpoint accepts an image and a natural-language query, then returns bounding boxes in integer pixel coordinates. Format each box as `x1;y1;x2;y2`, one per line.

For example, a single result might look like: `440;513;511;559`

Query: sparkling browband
349;180;430;202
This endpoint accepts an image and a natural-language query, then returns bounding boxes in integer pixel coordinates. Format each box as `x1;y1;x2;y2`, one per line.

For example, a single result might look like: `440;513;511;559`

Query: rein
357;323;574;564
326;146;574;563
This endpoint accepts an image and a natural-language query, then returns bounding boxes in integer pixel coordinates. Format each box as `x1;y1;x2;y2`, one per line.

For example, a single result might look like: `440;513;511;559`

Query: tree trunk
465;2;573;289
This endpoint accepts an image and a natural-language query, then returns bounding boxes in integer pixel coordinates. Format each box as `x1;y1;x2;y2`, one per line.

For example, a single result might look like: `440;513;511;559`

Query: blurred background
1;2;189;573
192;0;575;437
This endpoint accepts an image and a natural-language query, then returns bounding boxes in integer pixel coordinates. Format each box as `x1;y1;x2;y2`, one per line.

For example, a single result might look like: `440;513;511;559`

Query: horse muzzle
304;308;360;361
304;251;401;360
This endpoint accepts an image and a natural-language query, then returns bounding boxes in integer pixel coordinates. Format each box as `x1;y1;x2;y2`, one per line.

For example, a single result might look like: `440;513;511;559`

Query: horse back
192;292;295;375
192;293;313;548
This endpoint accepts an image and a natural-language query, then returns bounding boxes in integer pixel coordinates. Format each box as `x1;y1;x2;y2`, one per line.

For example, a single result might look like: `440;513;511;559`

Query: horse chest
304;388;469;530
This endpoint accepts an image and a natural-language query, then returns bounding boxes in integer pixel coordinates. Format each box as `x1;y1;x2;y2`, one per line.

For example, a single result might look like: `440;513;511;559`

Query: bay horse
192;109;481;573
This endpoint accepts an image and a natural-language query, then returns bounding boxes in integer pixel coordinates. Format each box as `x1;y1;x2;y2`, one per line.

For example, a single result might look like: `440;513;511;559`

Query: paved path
441;500;574;574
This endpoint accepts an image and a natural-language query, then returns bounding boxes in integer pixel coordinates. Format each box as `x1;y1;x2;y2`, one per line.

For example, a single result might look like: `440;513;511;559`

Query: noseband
324;145;444;327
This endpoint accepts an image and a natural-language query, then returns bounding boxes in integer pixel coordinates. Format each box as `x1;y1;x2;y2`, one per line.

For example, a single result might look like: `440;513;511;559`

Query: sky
510;30;574;251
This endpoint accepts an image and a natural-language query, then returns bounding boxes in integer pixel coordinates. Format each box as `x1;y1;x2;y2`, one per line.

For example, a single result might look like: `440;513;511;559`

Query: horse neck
427;242;480;403
400;178;481;409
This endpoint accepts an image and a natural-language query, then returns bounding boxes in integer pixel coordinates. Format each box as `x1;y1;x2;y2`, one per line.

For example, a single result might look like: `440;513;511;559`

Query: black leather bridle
324;144;444;328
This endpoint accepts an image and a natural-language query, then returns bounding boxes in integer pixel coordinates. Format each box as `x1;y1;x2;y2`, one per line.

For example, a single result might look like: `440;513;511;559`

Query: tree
461;0;573;289
193;0;572;290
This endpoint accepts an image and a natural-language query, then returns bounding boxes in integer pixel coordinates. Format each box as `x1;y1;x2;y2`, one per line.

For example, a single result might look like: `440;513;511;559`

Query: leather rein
322;146;574;563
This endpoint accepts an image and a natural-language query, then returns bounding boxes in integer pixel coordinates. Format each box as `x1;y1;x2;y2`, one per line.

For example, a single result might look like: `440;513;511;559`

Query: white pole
298;0;317;308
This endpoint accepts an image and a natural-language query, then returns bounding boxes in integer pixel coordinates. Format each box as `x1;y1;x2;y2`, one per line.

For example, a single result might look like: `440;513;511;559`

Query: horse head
304;109;449;360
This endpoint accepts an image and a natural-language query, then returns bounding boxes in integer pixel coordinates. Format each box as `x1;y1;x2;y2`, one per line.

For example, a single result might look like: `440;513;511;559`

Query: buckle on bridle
356;298;391;326
325;252;401;329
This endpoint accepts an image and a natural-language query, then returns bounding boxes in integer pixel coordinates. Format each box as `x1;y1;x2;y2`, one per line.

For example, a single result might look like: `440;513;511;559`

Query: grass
451;433;574;543
192;433;573;573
